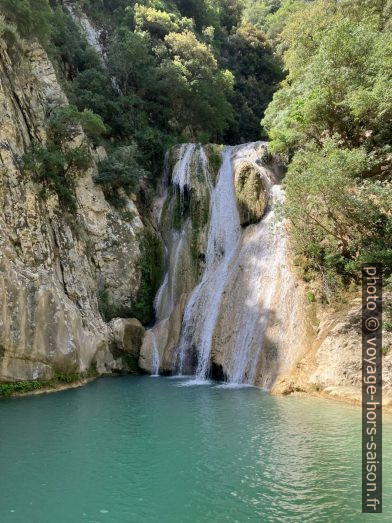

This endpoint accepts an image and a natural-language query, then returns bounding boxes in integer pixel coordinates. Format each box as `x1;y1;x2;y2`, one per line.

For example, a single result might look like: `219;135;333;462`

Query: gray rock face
0;43;143;382
272;292;392;407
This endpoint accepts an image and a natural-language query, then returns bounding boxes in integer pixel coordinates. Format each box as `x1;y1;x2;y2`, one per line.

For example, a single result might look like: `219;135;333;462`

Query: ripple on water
0;376;391;522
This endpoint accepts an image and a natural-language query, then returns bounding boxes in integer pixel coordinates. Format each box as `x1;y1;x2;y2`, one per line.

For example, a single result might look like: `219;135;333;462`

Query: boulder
234;163;267;227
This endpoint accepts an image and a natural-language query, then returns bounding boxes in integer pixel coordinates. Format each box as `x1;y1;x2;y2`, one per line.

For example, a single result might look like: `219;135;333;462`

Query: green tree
0;0;53;47
223;22;283;142
164;30;234;140
23;106;105;212
263;0;392;296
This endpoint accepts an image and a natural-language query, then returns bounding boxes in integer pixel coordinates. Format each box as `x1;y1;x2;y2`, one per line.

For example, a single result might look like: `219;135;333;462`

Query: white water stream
145;142;296;386
150;331;160;377
176;147;242;379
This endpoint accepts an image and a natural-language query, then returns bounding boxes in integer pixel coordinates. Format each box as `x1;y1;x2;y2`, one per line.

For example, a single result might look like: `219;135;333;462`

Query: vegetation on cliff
23;105;105;211
262;0;392;300
1;0;391;308
0;0;283;187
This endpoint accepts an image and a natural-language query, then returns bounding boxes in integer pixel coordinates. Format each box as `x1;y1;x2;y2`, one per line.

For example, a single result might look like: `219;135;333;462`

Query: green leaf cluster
22;105;105;213
262;0;392;298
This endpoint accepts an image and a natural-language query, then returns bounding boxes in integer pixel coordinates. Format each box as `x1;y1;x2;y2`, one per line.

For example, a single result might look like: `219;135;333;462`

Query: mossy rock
204;144;223;185
234;163;267;227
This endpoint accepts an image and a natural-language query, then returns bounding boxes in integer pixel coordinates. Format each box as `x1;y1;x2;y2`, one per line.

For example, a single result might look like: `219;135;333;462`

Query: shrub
0;0;53;48
0;370;98;397
23;142;91;213
23;106;105;212
94;144;148;205
0;14;24;62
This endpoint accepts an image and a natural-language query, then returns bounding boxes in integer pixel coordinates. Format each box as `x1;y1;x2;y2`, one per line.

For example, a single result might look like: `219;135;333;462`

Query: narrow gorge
0;0;390;406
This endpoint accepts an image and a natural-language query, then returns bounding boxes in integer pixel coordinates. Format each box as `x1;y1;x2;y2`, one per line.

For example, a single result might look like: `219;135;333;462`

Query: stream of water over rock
141;142;301;386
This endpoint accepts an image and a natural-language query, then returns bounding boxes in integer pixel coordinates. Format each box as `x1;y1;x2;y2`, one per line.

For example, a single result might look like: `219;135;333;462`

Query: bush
51;6;101;75
0;0;53;48
0;370;98;397
282;139;392;298
23;106;105;212
94;144;148;206
0;14;24;62
23;143;90;212
97;285;117;323
48;105;106;144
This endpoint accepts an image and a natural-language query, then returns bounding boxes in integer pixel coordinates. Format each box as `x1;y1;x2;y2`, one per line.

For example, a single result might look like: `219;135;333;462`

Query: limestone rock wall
0;42;143;381
273;293;392;407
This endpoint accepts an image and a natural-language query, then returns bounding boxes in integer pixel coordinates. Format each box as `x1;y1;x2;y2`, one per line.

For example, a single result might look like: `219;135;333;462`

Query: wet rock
110;318;145;357
234;162;268;227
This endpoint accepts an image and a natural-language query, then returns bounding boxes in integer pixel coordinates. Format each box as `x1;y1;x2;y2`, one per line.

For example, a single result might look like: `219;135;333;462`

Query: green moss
205;144;223;184
384;322;392;332
0;368;99;398
307;291;316;303
131;227;164;325
121;352;139;372
189;185;210;277
235;163;267;227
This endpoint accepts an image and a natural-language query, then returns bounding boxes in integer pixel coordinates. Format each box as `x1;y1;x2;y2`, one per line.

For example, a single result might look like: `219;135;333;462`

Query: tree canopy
262;0;392;298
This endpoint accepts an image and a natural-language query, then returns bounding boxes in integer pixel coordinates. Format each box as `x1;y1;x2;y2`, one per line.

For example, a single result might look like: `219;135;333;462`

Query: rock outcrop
0;42;144;382
234;162;267;227
273;293;392;407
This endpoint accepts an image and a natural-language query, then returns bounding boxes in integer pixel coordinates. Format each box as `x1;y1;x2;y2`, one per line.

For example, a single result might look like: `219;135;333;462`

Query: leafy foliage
23;106;105;212
95;144;148;206
223;22;284;142
262;0;392;298
0;368;98;397
0;0;53;47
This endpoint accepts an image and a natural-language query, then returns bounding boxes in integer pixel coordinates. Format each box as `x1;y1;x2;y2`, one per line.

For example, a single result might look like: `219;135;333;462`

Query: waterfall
176;147;242;379
221;184;286;385
151;332;160;377
172;144;196;195
142;141;299;387
154;145;209;321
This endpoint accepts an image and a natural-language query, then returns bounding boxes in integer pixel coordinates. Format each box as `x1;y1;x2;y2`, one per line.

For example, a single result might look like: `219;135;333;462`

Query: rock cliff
0;41;144;382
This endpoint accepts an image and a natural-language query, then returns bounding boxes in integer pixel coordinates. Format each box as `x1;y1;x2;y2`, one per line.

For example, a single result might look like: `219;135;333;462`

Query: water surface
0;376;390;522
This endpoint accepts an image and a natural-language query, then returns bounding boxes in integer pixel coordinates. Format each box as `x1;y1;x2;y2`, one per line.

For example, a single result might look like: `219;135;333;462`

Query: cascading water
220;184;286;385
154;224;189;321
154;144;210;321
141;144;210;375
142;141;299;388
172;144;196;195
176;147;242;380
150;332;160;377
